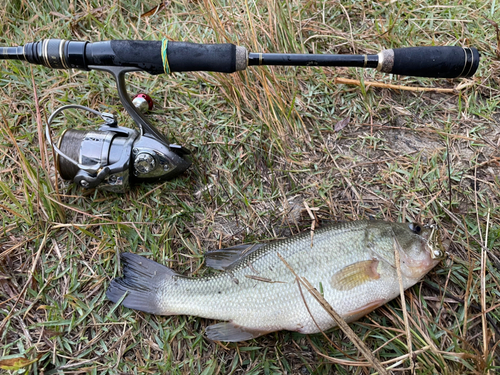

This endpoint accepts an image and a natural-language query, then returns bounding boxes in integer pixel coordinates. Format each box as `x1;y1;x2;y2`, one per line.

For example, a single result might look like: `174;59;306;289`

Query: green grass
1;0;499;373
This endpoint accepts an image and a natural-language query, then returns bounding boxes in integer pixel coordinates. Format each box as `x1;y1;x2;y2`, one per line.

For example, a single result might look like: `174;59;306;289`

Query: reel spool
48;105;139;192
57;129;124;181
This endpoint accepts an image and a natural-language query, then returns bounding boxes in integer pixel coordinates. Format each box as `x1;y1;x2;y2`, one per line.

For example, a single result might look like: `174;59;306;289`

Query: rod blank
0;46;24;60
248;52;379;68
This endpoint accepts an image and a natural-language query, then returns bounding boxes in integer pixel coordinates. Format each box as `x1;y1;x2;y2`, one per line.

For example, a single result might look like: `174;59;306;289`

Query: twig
446;141;452;211
295;277;345;352
485;17;500;59
303;201;318;247
313;345;431;367
434;198;500;267
482;209;490;372
422;281;500;338
30;67;49;171
335;77;456;93
277;253;389;375
394;238;414;371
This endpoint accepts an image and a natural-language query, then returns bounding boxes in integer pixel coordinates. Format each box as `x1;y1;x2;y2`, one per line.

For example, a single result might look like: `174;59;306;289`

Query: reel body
48;66;191;193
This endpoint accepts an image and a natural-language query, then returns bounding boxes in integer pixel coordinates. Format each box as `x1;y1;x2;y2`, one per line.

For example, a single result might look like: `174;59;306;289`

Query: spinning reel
47;66;190;193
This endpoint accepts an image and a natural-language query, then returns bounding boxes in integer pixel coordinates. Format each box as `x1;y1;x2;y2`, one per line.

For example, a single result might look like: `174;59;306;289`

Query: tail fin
106;252;176;315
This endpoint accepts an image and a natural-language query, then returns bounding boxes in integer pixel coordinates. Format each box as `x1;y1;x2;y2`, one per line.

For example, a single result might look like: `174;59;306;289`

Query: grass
0;0;499;373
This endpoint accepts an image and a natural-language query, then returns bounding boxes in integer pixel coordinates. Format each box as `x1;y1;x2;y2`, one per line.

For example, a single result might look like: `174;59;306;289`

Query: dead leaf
0;355;40;370
334;114;350;132
141;2;167;18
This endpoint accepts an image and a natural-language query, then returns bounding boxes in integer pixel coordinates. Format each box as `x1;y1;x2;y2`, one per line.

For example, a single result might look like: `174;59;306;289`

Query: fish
106;220;446;342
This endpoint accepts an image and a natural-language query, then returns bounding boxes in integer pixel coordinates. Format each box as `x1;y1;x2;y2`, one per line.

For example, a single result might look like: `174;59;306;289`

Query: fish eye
409;223;422;234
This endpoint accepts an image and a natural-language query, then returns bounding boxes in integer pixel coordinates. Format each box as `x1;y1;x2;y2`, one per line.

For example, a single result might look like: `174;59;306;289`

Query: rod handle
108;40;248;74
378;46;479;78
167;41;247;73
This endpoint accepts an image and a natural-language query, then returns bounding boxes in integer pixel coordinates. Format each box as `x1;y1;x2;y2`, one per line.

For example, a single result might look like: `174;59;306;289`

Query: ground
0;0;499;374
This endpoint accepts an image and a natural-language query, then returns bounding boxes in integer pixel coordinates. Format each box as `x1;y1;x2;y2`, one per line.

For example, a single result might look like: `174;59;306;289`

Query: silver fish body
107;220;445;341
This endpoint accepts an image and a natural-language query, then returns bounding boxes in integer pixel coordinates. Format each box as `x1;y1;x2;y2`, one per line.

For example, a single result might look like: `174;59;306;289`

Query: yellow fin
330;259;380;291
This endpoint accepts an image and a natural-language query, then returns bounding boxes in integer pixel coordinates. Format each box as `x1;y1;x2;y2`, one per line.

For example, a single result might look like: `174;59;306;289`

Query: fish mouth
399;250;437;279
398;224;447;279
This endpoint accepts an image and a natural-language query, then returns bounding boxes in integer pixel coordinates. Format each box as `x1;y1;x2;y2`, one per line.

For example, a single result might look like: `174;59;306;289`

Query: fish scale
107;220;444;342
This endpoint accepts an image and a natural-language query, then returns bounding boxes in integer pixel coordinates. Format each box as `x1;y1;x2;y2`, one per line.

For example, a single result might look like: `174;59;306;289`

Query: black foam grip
391;46;479;78
167;42;237;73
109;40;164;74
109;40;237;74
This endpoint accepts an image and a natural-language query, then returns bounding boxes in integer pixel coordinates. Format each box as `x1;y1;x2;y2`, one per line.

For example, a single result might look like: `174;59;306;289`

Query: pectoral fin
205;322;271;342
330;259;380;291
205;243;265;271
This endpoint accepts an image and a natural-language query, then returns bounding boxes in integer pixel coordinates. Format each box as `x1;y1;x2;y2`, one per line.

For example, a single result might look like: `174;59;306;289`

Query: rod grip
108;40;163;73
108;40;247;74
378;46;479;78
167;42;246;73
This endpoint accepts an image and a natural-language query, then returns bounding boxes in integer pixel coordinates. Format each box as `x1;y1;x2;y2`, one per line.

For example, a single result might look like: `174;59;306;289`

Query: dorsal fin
205;243;265;271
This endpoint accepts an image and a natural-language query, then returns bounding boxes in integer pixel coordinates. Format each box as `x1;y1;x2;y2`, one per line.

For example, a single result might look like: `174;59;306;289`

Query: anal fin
205;321;271;342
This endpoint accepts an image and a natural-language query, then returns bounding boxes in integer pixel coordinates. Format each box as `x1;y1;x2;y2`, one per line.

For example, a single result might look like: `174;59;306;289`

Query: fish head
389;222;447;281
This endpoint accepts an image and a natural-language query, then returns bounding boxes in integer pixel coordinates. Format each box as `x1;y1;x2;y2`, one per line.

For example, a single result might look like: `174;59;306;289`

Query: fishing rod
0;39;480;192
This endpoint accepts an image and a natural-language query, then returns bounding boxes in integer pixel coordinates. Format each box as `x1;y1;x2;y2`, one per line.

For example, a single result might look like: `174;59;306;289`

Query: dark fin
330;259;380;291
205;321;270;342
205;243;265;271
106;252;176;315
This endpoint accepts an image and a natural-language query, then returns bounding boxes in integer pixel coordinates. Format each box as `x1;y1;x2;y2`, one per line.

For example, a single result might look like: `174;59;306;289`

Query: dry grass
1;0;499;374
